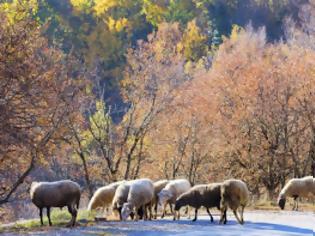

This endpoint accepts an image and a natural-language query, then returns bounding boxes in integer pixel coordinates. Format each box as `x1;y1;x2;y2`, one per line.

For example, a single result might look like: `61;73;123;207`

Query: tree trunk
0;151;36;205
267;187;275;201
124;137;140;180
78;152;93;198
308;136;315;177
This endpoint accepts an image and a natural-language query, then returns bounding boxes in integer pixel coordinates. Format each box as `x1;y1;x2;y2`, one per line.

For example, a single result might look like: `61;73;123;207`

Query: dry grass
249;199;315;211
0;209;96;234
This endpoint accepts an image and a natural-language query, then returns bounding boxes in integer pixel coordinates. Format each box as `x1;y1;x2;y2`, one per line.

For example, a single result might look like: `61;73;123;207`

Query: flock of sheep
29;176;315;227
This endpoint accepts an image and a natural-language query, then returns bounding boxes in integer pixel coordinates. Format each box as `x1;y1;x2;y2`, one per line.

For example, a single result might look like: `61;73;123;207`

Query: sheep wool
220;179;249;225
30;180;81;227
121;178;154;221
278;176;315;210
88;180;125;211
158;179;191;220
175;183;224;223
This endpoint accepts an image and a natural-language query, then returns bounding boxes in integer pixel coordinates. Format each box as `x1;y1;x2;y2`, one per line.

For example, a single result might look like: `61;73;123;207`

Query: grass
0;209;96;234
249;199;315;211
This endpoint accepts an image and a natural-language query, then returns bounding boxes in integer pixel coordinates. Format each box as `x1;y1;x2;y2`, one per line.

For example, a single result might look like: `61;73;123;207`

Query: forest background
0;0;315;222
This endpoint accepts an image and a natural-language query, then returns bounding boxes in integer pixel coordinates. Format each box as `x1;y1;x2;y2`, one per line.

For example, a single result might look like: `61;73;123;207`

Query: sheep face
174;200;182;211
121;203;133;221
278;197;286;210
158;190;172;207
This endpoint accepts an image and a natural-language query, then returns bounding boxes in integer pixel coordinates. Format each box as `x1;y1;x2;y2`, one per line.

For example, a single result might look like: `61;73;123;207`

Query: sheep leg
169;203;174;214
130;212;134;220
186;206;190;219
154;203;158;219
161;204;167;219
66;206;73;227
72;207;78;227
206;208;213;222
119;208;123;221
295;197;299;211
47;207;52;226
292;195;299;211
186;207;189;219
233;209;243;225
172;205;177;221
293;201;297;211
239;205;245;224
67;205;77;227
144;205;148;221
223;209;227;224
135;207;140;221
219;207;227;224
39;208;44;226
148;202;153;220
192;208;198;222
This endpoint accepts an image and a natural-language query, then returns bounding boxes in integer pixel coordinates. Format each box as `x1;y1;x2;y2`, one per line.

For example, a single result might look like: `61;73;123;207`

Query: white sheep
153;179;170;219
112;180;135;219
88;180;125;214
219;179;249;225
278;176;315;211
157;179;191;220
121;178;154;221
30;180;81;227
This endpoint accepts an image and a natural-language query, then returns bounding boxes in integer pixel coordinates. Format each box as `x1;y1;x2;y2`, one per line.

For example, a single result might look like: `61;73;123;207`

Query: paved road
2;210;314;236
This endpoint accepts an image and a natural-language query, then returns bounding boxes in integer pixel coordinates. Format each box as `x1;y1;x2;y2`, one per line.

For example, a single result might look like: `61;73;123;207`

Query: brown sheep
174;183;227;223
30;180;81;227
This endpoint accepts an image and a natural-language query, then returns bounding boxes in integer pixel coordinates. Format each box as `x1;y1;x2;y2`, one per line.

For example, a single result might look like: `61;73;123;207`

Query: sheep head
158;190;172;207
121;203;133;221
278;196;286;210
174;199;182;211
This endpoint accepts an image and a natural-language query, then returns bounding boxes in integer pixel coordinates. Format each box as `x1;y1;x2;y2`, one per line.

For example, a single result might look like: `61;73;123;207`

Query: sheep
278;176;315;211
157;179;191;220
112;180;134;219
219;179;249;225
88;180;125;214
152;179;171;219
174;183;227;223
30;180;81;227
121;178;154;221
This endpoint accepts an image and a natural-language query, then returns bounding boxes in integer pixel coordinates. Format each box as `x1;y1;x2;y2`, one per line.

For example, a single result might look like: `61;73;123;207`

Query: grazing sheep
157;179;191;220
88;181;125;213
112;180;134;219
30;180;81;227
121;179;154;221
153;179;170;219
219;179;249;225
175;183;227;223
278;176;315;211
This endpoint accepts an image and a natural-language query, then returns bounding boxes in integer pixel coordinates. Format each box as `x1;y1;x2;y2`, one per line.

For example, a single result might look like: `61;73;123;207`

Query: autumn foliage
1;0;315;223
0;14;88;205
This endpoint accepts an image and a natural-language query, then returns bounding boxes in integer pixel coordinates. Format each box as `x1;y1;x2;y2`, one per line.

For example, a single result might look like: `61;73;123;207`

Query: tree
0;14;88;205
